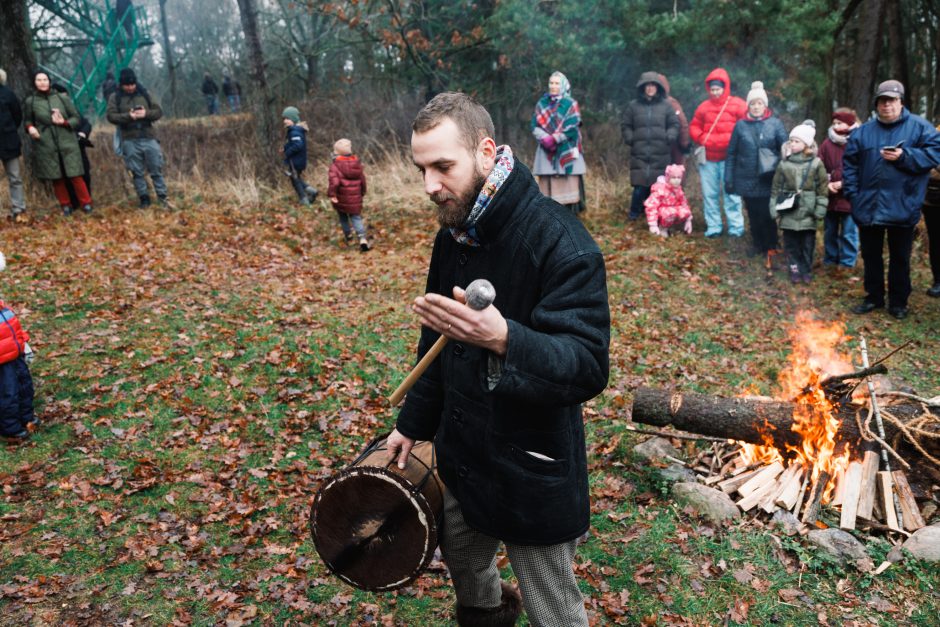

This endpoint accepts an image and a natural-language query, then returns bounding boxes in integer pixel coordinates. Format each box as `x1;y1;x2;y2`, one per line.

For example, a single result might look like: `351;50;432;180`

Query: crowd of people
614;68;940;319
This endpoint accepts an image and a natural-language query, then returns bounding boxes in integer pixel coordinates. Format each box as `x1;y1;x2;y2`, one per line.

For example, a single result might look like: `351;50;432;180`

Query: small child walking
770;121;829;283
643;163;692;237
0;252;38;444
281;106;318;206
327;138;369;251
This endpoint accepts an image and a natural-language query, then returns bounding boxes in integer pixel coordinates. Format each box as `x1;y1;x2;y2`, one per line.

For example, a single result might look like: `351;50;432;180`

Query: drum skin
311;439;444;591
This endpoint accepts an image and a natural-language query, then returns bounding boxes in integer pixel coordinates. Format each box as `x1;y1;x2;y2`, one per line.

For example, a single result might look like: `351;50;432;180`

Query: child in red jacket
0;252;38;443
644;164;693;237
327;138;369;252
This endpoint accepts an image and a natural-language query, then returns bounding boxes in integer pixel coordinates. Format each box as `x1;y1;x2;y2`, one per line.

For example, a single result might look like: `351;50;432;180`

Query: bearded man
385;92;610;626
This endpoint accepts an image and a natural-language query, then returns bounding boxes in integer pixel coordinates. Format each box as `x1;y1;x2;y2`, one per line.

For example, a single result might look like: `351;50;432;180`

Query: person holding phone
23;70;93;215
843;80;940;319
106;67;170;208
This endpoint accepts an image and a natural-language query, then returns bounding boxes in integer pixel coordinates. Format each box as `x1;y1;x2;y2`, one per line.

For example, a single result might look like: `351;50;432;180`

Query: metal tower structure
30;0;154;117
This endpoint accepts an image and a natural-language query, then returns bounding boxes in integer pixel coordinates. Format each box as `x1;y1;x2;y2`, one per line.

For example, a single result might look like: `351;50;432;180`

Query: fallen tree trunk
630;387;940;460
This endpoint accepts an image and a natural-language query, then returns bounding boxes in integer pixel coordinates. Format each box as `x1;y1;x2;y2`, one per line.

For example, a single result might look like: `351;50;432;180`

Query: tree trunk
0;0;36;96
158;0;178;115
885;0;910;103
630;387;940;460
846;0;887;119
235;0;277;181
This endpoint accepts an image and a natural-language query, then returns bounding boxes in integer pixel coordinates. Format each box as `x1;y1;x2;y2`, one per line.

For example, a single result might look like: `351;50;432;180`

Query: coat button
458;465;469;478
458;253;469;265
453;343;465;356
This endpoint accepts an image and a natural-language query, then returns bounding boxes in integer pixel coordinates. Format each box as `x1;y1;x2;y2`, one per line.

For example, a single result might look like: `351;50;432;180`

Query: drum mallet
388;279;496;406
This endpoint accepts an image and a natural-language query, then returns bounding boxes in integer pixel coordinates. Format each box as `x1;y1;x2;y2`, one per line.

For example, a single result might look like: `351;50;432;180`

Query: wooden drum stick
387;279;495;406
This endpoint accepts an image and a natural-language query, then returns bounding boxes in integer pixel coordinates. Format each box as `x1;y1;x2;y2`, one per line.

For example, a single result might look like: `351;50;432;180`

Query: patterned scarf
531;71;583;174
450;145;515;247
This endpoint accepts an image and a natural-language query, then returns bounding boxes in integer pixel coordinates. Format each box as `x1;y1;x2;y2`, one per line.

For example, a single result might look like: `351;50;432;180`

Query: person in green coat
770;121;829;284
23;70;93;215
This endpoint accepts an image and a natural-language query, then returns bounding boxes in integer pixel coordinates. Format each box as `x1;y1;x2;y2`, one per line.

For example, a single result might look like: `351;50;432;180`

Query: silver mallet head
464;279;496;310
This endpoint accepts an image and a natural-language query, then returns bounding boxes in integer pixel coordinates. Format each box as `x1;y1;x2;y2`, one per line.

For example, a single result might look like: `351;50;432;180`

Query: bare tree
235;0;277;177
158;0;179;114
846;0;887;119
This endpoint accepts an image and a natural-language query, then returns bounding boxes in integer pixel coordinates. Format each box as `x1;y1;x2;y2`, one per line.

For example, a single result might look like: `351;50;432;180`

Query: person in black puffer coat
0;68;26;219
621;72;679;219
725;81;788;256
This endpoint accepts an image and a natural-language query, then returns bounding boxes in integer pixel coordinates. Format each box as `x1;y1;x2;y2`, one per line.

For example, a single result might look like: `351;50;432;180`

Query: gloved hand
540;135;556;151
649;226;662;236
683;218;693;234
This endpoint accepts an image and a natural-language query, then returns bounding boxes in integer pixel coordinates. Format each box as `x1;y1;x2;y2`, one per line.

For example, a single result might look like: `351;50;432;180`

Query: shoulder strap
703;97;730;145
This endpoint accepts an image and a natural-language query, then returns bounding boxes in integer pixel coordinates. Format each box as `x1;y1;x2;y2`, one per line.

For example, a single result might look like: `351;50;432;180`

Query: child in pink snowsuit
644;163;692;237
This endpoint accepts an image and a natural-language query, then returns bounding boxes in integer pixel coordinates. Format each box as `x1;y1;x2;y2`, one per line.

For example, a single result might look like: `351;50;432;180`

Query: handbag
694;97;730;168
775;160;815;212
750;124;780;175
758;148;779;175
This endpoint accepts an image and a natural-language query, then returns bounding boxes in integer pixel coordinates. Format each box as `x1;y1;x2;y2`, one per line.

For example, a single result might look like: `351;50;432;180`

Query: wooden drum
311;436;444;591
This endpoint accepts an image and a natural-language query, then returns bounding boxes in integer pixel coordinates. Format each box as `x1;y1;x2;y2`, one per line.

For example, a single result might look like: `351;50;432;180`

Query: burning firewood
630;387;940;461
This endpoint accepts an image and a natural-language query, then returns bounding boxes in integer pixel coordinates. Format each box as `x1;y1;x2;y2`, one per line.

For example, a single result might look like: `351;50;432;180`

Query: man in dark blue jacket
843;80;940;319
387;92;609;626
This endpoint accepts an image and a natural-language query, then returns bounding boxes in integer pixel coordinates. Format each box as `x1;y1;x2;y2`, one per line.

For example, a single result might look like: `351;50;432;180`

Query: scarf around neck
531;76;583;174
450;145;515;247
827;124;855;146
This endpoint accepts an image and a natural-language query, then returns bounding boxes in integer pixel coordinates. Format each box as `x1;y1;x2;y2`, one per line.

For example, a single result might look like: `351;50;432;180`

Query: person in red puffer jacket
0;254;38;442
328;138;370;252
689;67;748;238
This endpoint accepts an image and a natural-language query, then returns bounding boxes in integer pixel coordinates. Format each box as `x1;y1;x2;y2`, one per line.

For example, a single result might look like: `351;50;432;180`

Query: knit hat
746;81;768;106
707;79;724;89
0;69;6;86
119;67;137;85
875;79;904;100
333;138;352;156
831;109;858;126
789;119;816;147
665;163;685;181
282;106;300;123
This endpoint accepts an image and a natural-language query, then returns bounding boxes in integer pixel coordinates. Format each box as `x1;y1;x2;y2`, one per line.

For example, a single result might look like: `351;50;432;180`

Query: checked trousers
439;489;589;626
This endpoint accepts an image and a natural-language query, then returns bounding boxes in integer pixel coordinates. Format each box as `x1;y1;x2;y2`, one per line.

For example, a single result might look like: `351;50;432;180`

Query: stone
807;529;868;565
901;523;940;562
771;509;802;536
633;436;679;461
672;482;740;523
659;463;697;483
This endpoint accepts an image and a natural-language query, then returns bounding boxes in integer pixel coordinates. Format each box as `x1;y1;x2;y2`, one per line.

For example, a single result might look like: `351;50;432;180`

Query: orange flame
738;311;854;502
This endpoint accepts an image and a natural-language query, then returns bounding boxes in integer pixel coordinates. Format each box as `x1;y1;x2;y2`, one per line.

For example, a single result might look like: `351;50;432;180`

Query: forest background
4;0;940;179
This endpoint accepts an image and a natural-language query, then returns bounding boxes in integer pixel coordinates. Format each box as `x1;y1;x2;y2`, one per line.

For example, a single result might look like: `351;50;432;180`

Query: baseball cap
875;80;904;100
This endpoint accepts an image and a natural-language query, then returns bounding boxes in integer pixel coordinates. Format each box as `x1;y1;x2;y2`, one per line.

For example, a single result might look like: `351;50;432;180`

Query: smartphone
133;105;145;111
882;140;905;151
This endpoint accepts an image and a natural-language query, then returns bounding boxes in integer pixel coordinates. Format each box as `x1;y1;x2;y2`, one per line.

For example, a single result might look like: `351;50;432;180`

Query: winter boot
62;205;73;216
455;581;522;627
139;195;152;209
81;204;93;214
359;237;370;252
305;186;319;202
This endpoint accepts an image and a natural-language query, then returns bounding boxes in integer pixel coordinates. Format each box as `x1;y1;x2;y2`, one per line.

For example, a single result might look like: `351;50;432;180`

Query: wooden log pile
670;440;931;534
631;384;939;535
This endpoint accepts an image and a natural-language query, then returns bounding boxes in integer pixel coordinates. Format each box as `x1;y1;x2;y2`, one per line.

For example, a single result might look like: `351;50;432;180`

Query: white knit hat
789;120;816;147
746;81;768;106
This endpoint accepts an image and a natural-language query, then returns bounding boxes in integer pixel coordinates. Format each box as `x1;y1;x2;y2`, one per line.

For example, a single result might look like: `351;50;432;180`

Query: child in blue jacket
281;106;318;206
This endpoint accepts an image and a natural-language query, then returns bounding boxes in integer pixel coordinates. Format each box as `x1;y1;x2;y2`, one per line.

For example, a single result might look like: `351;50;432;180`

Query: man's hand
880;147;903;162
827;181;842;193
413;286;509;356
130;107;146;120
27;126;40;140
386;428;415;470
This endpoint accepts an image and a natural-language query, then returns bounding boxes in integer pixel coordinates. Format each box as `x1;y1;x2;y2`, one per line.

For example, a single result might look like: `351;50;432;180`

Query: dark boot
456;581;522;627
139;195;152;209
